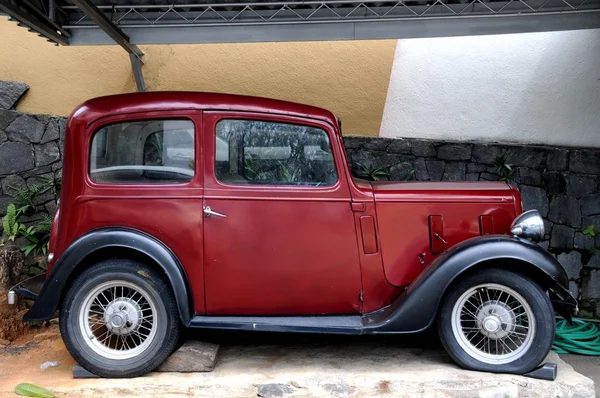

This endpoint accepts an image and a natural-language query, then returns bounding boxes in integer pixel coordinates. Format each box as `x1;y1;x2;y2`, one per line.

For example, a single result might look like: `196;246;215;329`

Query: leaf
3;203;17;239
26;234;40;244
402;170;416;181
14;383;54;398
21;244;37;257
583;225;597;237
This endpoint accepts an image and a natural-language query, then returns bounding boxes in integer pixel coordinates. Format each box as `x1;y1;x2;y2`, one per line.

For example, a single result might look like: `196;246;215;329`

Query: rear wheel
437;268;554;374
59;260;180;378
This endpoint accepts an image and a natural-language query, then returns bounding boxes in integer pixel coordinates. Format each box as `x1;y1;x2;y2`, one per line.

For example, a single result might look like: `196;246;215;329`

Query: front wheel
437;268;555;374
59;260;180;378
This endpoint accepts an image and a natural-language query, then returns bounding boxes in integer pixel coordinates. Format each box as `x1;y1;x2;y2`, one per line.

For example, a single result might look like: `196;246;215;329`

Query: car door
202;112;363;315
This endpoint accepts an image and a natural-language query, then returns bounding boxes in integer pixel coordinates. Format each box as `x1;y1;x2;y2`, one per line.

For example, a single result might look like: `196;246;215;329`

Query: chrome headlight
510;210;545;242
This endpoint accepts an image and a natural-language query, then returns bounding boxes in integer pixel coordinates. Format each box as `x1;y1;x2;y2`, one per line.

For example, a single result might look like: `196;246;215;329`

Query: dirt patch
0;287;56;343
0;288;28;341
0;324;76;397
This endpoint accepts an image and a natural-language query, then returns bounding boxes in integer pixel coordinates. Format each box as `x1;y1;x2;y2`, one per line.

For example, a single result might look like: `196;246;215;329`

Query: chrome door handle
203;206;227;218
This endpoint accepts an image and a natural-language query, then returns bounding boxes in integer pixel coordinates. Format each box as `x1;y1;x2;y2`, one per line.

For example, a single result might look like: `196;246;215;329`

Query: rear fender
22;228;193;324
363;235;574;333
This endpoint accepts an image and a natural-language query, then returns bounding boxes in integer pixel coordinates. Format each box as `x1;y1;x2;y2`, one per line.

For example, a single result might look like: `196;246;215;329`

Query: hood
371;180;520;288
371;181;516;204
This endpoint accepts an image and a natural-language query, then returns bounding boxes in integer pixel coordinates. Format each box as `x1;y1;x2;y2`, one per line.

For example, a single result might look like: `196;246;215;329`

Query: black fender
362;235;574;334
23;228;193;324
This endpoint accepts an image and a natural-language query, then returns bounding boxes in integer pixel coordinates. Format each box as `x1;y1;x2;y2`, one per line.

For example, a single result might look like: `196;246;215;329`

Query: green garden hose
552;319;600;355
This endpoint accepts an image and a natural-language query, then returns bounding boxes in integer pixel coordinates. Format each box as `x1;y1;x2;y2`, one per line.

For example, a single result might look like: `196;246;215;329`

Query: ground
0;326;596;397
561;355;600;397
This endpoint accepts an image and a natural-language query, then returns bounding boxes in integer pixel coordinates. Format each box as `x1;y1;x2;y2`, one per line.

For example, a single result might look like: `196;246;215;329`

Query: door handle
204;206;227;218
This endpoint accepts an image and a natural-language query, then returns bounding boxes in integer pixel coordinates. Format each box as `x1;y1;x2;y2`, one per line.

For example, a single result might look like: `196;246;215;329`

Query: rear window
90;119;195;184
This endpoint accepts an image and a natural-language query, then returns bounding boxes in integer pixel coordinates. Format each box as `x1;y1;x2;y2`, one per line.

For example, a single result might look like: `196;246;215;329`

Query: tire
437;268;554;374
59;260;181;378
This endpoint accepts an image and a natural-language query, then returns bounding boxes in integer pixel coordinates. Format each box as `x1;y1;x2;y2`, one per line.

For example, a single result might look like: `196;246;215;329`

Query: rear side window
215;119;337;186
90;119;195;184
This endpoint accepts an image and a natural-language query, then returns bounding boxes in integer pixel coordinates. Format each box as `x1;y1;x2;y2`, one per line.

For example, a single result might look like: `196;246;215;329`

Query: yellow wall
0;17;396;136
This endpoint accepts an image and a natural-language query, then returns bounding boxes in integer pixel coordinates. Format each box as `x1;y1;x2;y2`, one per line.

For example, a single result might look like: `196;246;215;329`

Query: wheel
59;260;181;378
437;268;554;374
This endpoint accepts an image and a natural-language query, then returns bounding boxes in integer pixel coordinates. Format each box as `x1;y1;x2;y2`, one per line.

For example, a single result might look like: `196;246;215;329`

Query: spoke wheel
60;260;180;378
451;283;535;364
438;268;555;374
79;280;158;360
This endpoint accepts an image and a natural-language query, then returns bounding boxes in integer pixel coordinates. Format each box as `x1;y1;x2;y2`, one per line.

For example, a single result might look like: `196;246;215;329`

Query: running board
189;315;363;334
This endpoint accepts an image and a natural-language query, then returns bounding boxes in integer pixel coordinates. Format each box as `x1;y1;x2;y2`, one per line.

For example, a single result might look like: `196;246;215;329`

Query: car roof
71;91;338;127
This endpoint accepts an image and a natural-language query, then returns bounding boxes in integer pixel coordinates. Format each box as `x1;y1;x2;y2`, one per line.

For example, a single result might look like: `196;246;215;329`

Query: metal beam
22;0;70;38
0;0;69;45
68;0;144;59
68;0;146;91
129;53;147;92
69;11;600;45
60;0;600;30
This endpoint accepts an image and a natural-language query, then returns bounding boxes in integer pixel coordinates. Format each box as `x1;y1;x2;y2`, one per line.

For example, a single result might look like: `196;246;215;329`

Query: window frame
86;113;201;189
213;118;340;188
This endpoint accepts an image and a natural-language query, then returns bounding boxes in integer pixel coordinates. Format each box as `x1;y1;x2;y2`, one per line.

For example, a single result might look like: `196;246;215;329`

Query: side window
215;119;337;186
90;119;195;184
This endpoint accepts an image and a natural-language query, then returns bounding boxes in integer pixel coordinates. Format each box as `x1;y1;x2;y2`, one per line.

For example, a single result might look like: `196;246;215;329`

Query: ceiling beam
68;0;143;58
0;0;69;45
67;0;146;91
68;11;600;45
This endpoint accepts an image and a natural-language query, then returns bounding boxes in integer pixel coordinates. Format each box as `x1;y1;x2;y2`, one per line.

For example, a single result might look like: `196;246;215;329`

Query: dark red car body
45;92;523;317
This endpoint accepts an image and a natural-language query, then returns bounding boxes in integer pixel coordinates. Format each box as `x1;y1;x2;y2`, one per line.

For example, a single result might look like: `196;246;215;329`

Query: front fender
23;228;193;324
363;235;573;333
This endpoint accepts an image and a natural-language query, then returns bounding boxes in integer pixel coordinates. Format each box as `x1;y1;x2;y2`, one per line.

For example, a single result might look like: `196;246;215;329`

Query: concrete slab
0;328;595;398
561;354;600;397
157;341;219;373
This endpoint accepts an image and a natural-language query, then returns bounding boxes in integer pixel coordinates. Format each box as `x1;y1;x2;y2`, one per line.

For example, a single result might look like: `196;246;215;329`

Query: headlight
510;210;545;242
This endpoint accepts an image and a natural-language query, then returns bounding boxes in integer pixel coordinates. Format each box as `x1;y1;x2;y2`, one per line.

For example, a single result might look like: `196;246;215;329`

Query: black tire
437;268;554;374
59;260;181;378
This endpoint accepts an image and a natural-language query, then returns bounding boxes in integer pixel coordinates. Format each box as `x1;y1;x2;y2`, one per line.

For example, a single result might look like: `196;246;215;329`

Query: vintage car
9;92;576;378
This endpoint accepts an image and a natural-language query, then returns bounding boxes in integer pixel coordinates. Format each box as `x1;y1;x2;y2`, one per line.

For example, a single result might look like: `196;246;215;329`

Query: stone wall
0;81;65;277
344;136;600;317
0;111;65;216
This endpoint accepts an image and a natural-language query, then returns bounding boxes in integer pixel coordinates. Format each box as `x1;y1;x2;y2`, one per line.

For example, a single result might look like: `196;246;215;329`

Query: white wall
380;29;600;148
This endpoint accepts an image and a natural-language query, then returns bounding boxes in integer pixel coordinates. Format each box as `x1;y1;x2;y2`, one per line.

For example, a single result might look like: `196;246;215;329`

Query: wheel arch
23;228;194;324
443;257;562;297
363;235;574;334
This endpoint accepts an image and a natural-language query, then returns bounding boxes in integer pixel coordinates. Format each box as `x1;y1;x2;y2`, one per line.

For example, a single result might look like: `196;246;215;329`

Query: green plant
10;183;50;216
2;203;20;243
582;225;597;238
493;155;513;181
19;226;46;256
278;161;302;183
353;164;391;181
37;175;62;196
402;169;416;181
36;213;53;234
18;214;52;256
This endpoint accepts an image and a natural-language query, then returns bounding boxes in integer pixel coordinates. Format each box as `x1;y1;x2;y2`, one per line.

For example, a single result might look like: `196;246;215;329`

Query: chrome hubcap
477;301;515;338
104;299;142;335
451;283;536;364
483;317;500;333
78;280;158;360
